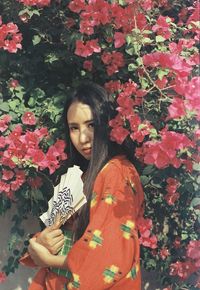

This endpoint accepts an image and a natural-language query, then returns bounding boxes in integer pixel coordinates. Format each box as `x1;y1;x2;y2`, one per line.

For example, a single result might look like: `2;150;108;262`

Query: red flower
167;97;186;120
21;112;36;125
152;15;172;39
83;60;93;71
160;248;170;260
64;17;76;29
0;271;6;283
173;237;181;249
0;114;12;132
110;125;129;145
2;169;14;181
187;240;200;268
0;136;6;148
8;79;19;88
79;21;94;35
164;192;180;205
27;176;43;189
114;32;126;48
0;20;22;53
101;51;125;76
26;148;46;167
75;39;101;57
18;0;51;7
170;260;197;280
104;80;121;93
155;77;168;89
68;0;85;13
143;52;192;77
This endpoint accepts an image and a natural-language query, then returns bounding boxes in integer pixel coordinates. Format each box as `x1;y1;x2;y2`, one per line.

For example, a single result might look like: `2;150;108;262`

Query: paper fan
40;165;86;226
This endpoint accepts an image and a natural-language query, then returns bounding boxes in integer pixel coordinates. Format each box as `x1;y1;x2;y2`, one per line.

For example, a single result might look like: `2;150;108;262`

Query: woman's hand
28;237;54;267
28;237;67;269
36;218;64;255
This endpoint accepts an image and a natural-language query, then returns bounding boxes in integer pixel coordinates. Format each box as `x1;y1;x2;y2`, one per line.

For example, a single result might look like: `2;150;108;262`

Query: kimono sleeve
66;162;143;290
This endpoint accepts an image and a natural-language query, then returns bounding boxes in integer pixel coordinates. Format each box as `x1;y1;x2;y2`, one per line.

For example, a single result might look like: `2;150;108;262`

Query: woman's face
67;101;94;160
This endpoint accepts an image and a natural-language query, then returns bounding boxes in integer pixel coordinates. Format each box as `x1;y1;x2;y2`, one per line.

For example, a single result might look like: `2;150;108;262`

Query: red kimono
20;155;144;290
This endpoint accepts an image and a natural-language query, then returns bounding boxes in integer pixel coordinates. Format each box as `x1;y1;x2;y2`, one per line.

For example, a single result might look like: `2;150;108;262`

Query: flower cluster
0;17;22;53
106;80;151;144
164;178;180;206
0;112;67;199
101;51;125;76
186;240;200;268
170;260;197;280
0;272;6;283
138;217;158;249
75;39;101;57
18;0;51;7
137;129;195;169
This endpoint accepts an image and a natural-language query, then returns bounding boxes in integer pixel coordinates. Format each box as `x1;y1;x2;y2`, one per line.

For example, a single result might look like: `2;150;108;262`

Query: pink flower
110;126;129;144
83;60;93;71
114;32;126;48
27;176;43;189
143;52;192;77
21;112;36;125
0;271;6;283
8;79;19;88
187;240;200;268
160;248;170;260
0;21;22;53
0;115;12;132
167;97;186;120
68;0;85;13
75;39;101;57
18;0;51;7
152;15;172;39
170;260;197;280
64;17;76;29
2;169;14;181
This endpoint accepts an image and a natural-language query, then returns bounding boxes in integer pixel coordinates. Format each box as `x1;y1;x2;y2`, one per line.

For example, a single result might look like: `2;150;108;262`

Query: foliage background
0;0;199;289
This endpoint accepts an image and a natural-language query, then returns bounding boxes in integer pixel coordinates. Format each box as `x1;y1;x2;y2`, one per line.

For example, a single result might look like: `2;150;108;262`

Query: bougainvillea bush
0;0;199;288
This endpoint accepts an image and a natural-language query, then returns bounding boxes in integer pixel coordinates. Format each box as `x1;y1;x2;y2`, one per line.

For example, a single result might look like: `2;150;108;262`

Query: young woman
20;82;144;290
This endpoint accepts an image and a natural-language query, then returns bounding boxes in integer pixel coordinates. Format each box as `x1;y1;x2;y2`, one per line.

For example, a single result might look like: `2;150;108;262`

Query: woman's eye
88;123;94;129
69;127;78;131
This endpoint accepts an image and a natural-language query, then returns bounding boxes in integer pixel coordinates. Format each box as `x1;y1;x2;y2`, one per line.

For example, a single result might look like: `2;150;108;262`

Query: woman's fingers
36;227;63;248
50;239;65;255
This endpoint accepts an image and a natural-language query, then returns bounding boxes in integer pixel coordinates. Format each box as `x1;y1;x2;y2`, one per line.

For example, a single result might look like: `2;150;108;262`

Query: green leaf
28;97;36;107
181;232;188;240
191;198;200;207
140;175;150;186
0;102;10;112
126;35;133;45
141;78;149;89
31;88;45;99
125;47;135;56
31;189;44;201
32;35;41;46
8;99;21;110
142;165;155;175
157;68;169;80
143;37;153;44
128;63;137;71
156;35;165;43
149;128;158;138
193;163;200;171
45;53;59;64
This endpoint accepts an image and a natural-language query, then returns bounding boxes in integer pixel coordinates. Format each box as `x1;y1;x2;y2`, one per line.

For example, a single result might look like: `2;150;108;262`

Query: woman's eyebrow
68;119;94;126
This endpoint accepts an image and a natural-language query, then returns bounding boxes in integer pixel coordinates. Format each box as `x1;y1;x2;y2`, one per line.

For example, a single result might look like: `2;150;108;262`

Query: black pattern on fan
45;187;75;226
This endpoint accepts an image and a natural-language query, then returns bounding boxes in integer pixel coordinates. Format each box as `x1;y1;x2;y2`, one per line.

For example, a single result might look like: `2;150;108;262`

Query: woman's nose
79;129;90;143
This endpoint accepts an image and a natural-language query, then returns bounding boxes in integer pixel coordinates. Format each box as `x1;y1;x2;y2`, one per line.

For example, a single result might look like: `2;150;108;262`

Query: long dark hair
64;82;137;240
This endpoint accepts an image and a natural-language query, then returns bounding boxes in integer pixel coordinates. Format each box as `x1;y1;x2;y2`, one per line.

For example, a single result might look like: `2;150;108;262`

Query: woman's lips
82;148;92;155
